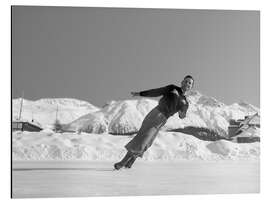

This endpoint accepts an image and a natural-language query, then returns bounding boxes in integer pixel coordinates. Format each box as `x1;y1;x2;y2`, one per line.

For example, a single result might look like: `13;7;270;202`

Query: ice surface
12;160;259;198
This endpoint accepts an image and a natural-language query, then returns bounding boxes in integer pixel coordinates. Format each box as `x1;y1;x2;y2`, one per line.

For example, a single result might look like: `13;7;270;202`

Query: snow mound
12;131;260;161
206;140;260;159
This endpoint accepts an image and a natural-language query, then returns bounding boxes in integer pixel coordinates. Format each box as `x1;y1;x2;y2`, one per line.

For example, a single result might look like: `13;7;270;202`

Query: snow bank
12;131;259;161
206;140;260;159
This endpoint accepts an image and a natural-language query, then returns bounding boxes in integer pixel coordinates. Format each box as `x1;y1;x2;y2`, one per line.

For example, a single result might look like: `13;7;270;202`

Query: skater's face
181;78;194;92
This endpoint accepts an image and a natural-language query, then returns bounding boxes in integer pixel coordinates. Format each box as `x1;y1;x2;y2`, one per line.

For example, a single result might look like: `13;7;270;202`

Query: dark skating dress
125;84;189;157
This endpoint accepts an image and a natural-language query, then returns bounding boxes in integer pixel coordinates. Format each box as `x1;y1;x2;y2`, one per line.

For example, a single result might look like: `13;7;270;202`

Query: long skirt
125;107;167;157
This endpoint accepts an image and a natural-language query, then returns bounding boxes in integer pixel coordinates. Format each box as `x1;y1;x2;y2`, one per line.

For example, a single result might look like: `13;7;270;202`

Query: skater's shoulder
164;84;185;96
171;84;184;94
167;84;180;89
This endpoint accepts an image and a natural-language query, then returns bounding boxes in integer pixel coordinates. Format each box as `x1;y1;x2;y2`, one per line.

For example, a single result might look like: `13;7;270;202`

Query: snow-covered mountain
12;98;100;128
65;91;259;136
67;99;158;134
12;91;259;136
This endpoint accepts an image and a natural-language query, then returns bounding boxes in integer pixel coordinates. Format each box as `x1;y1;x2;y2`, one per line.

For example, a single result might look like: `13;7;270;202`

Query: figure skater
114;75;194;170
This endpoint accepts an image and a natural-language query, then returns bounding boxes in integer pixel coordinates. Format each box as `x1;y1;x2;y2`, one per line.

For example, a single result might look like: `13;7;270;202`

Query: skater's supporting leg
114;151;134;170
124;156;137;168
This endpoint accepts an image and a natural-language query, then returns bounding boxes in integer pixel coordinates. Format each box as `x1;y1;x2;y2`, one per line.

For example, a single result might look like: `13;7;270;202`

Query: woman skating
114;75;194;170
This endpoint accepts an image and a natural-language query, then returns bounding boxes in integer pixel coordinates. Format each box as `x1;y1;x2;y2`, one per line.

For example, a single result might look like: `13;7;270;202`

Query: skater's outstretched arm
132;84;176;97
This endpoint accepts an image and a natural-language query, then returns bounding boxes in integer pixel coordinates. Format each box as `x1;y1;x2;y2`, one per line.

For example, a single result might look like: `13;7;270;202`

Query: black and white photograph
11;6;260;198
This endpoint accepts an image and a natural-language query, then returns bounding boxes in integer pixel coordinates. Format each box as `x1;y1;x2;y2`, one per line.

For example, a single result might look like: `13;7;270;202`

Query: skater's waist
156;105;173;119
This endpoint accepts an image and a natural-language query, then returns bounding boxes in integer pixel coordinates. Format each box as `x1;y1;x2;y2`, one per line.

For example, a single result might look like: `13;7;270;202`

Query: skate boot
114;151;133;170
124;156;137;169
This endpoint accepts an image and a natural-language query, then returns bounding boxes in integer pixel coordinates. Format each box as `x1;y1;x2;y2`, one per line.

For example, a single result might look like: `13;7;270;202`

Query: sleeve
139;84;175;97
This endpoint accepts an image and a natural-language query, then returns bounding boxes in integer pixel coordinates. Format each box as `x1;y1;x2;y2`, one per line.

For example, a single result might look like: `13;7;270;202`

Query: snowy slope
12;98;100;128
12;131;260;161
65;91;259;135
12;91;259;137
67;99;157;134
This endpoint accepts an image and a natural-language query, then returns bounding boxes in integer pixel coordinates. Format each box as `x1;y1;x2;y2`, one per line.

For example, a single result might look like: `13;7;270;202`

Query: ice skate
113;151;133;170
124;156;137;169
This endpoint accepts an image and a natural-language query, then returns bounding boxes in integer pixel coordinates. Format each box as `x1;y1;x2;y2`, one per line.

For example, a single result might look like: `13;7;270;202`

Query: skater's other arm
132;84;176;97
178;99;189;119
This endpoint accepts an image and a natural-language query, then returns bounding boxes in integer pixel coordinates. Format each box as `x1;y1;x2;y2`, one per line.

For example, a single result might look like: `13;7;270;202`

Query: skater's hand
131;92;140;97
171;89;179;96
178;111;186;119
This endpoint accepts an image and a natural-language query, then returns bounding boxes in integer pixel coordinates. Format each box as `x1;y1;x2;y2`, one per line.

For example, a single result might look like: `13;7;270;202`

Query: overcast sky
12;6;260;107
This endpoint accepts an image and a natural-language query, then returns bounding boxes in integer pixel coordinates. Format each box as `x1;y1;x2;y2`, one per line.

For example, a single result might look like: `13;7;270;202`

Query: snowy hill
12;91;259;136
67;99;158;134
65;91;259;136
12;98;100;128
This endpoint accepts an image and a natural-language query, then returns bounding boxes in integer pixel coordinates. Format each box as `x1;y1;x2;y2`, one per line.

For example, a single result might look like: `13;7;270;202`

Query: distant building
13;95;43;132
12;121;43;132
228;113;260;143
236;136;260;143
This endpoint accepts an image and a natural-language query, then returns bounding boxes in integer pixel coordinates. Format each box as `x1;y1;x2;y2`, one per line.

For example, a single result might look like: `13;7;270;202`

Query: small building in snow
228;113;260;143
12;121;43;132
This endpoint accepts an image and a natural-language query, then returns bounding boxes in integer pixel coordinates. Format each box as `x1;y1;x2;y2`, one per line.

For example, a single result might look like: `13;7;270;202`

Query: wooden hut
228;113;260;143
12;121;43;132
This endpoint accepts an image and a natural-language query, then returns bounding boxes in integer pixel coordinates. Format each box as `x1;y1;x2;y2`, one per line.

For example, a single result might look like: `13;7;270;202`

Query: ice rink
12;160;259;198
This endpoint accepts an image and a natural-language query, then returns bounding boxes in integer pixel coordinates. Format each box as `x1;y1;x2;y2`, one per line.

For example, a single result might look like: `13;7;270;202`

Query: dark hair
184;75;194;81
183;75;194;87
